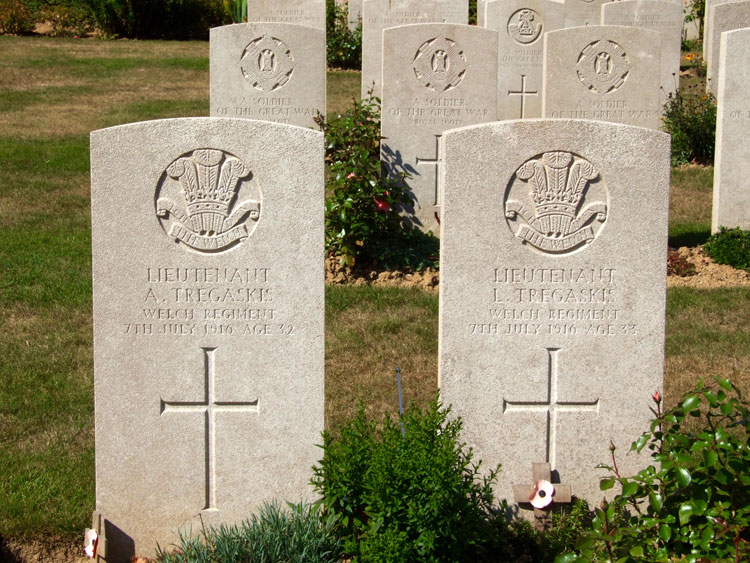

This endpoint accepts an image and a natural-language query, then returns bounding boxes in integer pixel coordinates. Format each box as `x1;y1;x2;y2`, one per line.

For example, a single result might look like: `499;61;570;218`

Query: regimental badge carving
155;149;261;252
240;35;295;91
412;36;467;92
575;39;629;94
507;9;543;45
504;151;608;254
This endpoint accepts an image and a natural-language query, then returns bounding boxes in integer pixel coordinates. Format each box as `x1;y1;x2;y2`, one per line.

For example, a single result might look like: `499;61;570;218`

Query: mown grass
0;36;747;546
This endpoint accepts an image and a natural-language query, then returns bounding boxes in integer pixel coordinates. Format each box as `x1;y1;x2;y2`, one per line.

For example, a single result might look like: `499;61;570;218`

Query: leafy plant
561;379;750;562
326;0;361;69
222;0;246;23
319;95;412;268
155;501;342;563
667;248;697;277
704;227;750;271
662;86;716;166
311;400;500;562
0;0;37;35
39;2;95;37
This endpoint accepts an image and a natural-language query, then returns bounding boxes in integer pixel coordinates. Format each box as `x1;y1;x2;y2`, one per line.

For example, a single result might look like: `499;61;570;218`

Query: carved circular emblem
504;151;608;254
575;40;629;94
155;149;262;253
412;36;467;92
240;35;295;92
507;9;543;45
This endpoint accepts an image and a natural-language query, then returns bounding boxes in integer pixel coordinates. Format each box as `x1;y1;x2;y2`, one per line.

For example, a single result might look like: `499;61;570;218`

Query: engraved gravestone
90;118;324;561
381;23;498;235
441;0;470;24
247;0;325;30
210;23;325;129
543;25;662;129
439;118;670;509
705;1;750;91
565;0;611;27
712;28;750;232
601;0;683;101
361;0;456;99
486;0;563;119
703;0;743;59
348;0;363;29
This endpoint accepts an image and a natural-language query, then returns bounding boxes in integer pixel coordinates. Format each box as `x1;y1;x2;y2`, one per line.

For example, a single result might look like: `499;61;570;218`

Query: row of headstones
88;22;749;563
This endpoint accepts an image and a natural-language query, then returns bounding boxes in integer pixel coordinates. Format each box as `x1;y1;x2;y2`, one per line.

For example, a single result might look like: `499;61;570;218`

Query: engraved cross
508;74;538;119
415;134;443;207
160;347;259;512
503;347;599;469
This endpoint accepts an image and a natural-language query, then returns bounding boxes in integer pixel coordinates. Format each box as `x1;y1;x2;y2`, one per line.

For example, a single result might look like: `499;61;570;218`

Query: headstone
90;118;324;560
705;1;750;91
712;27;750;232
513;462;572;530
381;23;498;234
703;0;743;58
348;0;363;29
601;0;683;100
565;0;611;27
478;0;487;26
442;0;470;24
439;118;670;510
361;0;461;99
543;25;662;129
247;0;325;31
210;23;325;129
486;0;564;119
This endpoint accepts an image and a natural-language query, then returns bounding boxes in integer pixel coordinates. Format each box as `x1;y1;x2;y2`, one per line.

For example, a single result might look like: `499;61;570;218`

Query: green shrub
155;501;342;563
704;227;750;271
561;378;750;562
88;0;228;39
0;0;37;35
326;0;361;69
311;400;500;562
662;85;716;166
39;2;95;37
321;95;412;268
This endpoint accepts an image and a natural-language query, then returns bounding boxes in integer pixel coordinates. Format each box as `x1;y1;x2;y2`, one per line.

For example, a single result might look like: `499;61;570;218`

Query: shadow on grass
0;534;21;563
366;229;440;272
669;229;711;248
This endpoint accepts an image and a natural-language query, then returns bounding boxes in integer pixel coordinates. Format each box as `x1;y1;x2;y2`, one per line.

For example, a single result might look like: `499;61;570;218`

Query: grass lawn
1;36;748;544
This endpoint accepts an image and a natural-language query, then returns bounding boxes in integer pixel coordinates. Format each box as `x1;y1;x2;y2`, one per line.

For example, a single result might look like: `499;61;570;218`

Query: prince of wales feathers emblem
156;149;260;252
505;151;607;253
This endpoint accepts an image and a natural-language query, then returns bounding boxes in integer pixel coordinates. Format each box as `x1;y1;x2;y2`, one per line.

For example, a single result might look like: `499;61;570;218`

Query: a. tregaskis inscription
155;149;261;253
504;151;607;254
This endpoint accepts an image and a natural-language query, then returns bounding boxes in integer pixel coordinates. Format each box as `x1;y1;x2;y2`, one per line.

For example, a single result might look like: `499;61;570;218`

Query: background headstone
712;27;750;232
361;0;455;99
349;0;363;29
90;118;324;560
601;0;683;101
565;0;611;27
247;0;325;31
439;118;670;508
441;0;470;24
703;0;743;58
486;0;564;119
543;25;662;129
705;1;750;91
210;23;325;129
381;23;498;234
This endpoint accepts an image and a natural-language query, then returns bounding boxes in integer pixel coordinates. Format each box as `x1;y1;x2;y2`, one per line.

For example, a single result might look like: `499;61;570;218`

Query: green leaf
679;502;694;525
621;481;639;497
649;492;664;512
634;433;649;452
703;449;718;467
600;477;616;490
681;395;700;411
659;523;672;541
630;545;644;557
676;467;692;487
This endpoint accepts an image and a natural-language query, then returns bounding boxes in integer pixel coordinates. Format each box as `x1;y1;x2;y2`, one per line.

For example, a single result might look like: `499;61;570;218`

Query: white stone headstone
601;1;683;101
90;118;324;560
441;0;470;24
361;0;459;99
705;1;750;91
486;0;564;119
712;27;750;232
247;0;325;31
381;23;498;235
210;23;325;129
348;0;363;29
703;0;744;58
565;0;611;27
439;118;670;509
543;25;662;129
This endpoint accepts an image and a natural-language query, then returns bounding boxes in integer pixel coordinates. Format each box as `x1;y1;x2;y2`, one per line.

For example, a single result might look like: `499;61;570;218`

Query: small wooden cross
513;462;572;531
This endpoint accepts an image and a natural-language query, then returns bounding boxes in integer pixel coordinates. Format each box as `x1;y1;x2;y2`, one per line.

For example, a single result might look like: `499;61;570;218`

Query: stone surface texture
565;0;611;27
712;27;750;232
543;25;662;129
90;118;324;562
381;23;498;235
210;23;325;129
601;0;683;101
486;0;563;119
247;0;325;30
361;0;458;99
348;0;363;28
703;0;744;57
439;118;670;510
705;2;750;90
